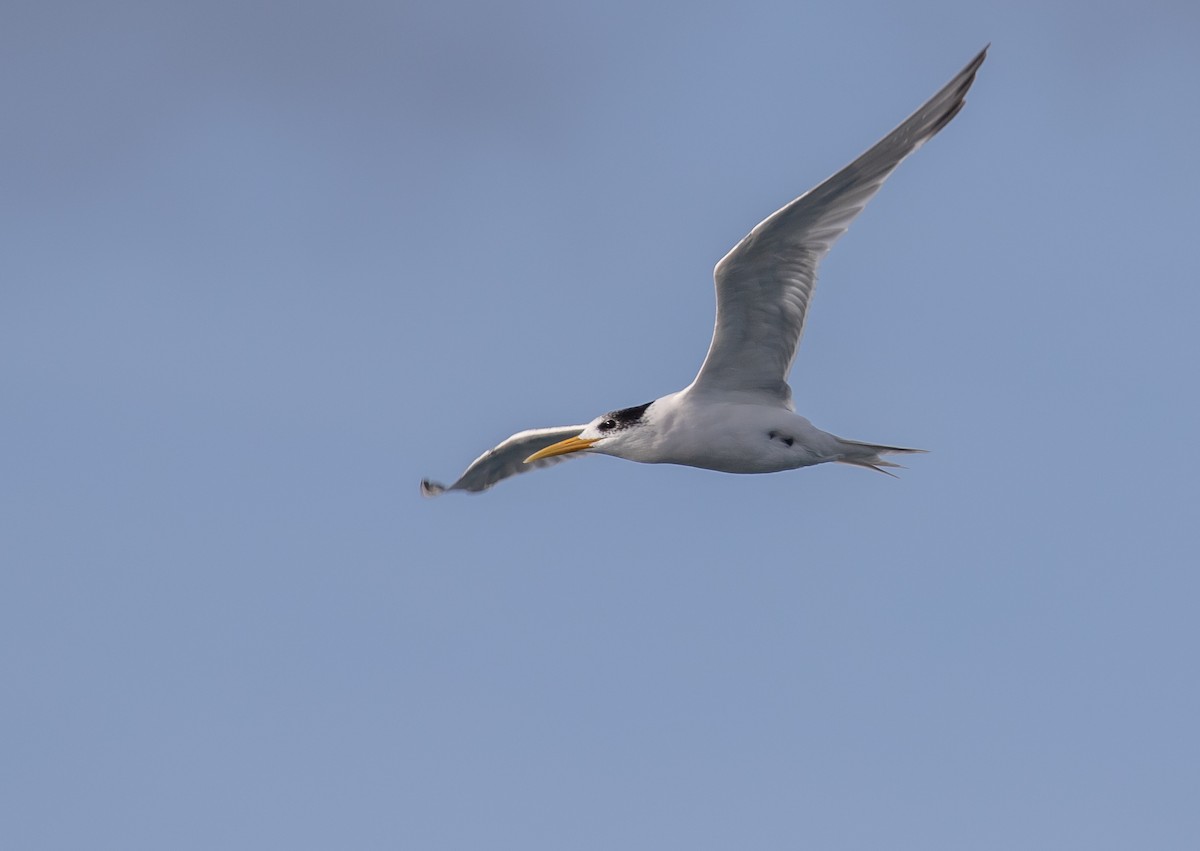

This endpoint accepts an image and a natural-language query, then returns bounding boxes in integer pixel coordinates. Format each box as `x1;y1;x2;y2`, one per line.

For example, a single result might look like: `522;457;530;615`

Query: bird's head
524;400;656;464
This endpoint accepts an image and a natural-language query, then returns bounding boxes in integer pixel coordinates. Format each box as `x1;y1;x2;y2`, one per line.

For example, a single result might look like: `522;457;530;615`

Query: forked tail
834;438;928;478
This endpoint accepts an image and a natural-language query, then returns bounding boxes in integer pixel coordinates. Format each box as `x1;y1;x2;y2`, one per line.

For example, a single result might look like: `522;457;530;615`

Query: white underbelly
649;404;836;474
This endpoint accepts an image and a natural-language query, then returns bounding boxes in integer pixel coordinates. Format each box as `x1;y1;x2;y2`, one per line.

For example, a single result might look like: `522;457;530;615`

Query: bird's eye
598;419;617;432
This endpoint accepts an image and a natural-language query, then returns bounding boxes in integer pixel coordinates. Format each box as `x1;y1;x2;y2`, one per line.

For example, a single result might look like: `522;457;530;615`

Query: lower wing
421;425;589;495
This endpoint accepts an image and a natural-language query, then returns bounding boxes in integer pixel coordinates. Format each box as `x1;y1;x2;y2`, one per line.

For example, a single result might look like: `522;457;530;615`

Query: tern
422;47;986;496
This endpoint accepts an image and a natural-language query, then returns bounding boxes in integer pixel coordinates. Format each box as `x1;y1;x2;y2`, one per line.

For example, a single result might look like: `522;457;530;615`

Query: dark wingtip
420;479;446;498
927;45;989;138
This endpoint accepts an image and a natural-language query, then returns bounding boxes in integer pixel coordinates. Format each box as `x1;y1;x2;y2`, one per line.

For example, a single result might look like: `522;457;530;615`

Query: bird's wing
688;46;987;407
421;425;589;495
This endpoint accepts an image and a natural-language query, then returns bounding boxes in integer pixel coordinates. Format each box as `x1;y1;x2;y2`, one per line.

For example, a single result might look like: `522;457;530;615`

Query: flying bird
422;47;987;496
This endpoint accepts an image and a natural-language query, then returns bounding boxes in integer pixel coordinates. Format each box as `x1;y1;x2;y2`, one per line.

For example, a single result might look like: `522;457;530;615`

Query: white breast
609;393;840;474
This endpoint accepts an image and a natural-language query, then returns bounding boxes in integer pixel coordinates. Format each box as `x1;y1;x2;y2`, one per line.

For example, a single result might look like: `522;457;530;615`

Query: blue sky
3;2;1199;849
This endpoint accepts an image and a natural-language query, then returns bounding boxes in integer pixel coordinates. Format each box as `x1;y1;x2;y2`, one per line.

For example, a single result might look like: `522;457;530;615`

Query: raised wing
421;425;588;495
688;46;987;406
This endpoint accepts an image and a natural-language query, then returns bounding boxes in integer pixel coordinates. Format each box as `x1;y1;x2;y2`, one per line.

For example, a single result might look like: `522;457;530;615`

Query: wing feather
688;46;987;406
421;425;588;495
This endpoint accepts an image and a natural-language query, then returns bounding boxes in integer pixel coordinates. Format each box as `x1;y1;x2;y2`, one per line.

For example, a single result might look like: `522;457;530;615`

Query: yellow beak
524;435;599;464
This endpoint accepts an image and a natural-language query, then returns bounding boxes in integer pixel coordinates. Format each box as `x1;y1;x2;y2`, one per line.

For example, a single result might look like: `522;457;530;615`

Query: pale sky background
4;2;1199;849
